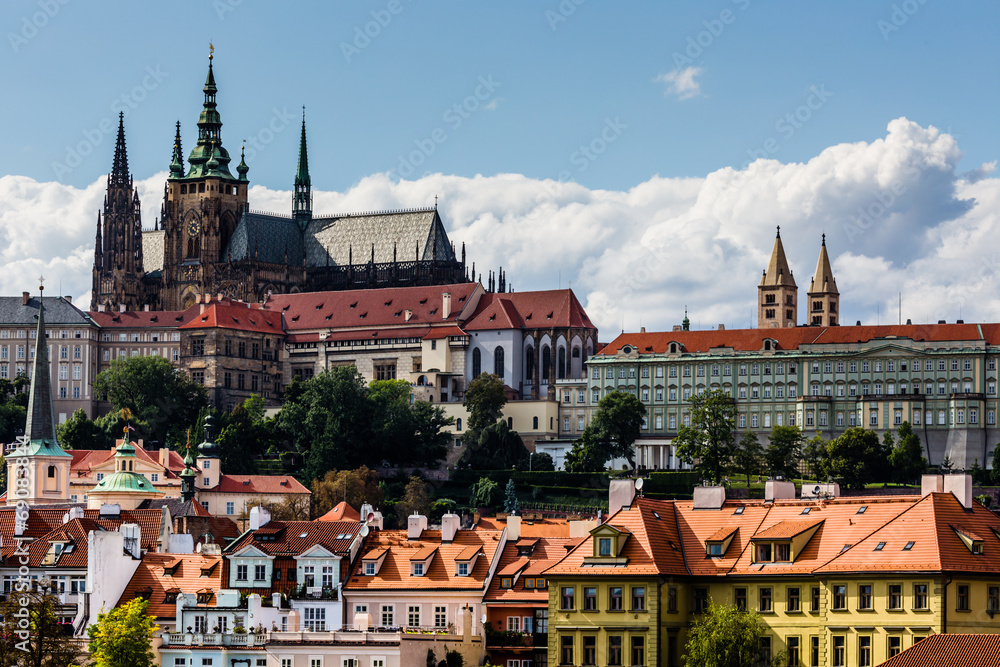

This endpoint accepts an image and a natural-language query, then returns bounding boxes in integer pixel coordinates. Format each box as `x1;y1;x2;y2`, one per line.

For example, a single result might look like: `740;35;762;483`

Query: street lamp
529;452;534;471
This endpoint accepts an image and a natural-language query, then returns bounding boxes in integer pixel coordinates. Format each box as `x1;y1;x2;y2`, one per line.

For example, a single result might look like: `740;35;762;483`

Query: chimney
640;326;646;333
672;325;682;332
120;523;141;558
287;609;301;632
505;515;521;542
21;292;29;306
943;473;973;508
69;506;85;521
97;304;105;312
407;513;428;539
765;480;796;502
718;324;725;330
63;295;72;304
404;309;413;322
249;506;271;531
370;511;384;530
921;474;944;497
800;483;840;500
442;292;452;319
693;486;727;510
353;612;371;632
159;447;170;468
360;503;374;522
609;479;637;515
144;304;149;312
441;513;460;542
119;303;126;313
568;519;597;538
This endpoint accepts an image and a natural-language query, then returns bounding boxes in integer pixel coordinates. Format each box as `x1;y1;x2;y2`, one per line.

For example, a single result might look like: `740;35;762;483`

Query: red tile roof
210;475;310;495
226;519;361;557
464;290;594;331
474;517;574;538
118;552;224;619
179;302;283;334
88;310;190;328
877;634;1000;667
485;538;579;603
753;518;824;540
265;283;480;331
317;501;361;522
70;444;190;479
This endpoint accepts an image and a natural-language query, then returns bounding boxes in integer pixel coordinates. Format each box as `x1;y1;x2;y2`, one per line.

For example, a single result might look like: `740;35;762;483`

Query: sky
1;1;998;337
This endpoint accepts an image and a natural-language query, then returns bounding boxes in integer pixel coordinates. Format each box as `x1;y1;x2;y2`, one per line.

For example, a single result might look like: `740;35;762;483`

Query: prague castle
92;53;469;312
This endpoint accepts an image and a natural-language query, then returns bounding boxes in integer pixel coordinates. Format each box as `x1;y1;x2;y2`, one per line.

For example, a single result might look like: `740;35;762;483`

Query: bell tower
159;47;248;310
807;234;840;326
758;226;798;328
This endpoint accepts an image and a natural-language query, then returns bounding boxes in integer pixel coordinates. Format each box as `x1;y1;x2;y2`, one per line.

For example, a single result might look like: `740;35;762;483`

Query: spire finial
821;232;826;245
435;194;438;210
776;225;781;238
209;42;214;60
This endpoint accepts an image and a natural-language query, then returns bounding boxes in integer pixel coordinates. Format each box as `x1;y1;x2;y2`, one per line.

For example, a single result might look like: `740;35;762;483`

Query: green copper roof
92;470;164;495
236;144;249;182
169;121;184;179
293;109;312;228
19;287;70;459
185;56;235;180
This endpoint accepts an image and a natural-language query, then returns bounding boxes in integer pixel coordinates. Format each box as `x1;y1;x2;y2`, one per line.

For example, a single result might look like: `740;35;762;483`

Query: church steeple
186;47;234;180
758;226;798;328
111;112;130;187
293;107;312;229
807;234;840;326
24;281;58;448
169;121;184;179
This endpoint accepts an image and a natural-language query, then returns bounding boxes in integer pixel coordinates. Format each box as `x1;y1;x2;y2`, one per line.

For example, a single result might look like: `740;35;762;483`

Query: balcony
161;632;267;648
484;627;539;649
287;585;339;601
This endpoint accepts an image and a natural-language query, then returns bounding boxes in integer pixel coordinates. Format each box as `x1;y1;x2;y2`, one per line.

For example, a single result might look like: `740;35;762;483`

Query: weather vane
209;42;214;59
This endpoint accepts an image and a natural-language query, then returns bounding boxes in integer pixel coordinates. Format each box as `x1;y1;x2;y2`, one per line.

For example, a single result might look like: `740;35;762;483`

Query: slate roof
118;552;224;618
223;212;305;265
141;229;165;273
304;209;454;268
0;295;94;326
878;634;1000;667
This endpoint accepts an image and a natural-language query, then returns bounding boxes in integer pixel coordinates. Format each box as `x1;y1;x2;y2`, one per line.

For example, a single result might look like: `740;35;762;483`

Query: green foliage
976;494;993;508
564;426;610;472
0;587;85;667
823;428;888;489
969;460;990;486
530;451;555;471
992;445;1000;485
470;476;499;509
801;436;826;480
217;400;273;474
503;479;520;515
87;597;158;667
56;408;109;449
674;389;738;484
397;476;431;520
940;455;954;472
426;649;437;667
589;391;645;468
92;355;208;445
311;466;385;518
766;425;804;479
462;372;507;445
439;650;463;667
889;421;927;484
683;601;778;667
459;420;529;470
731;431;764;487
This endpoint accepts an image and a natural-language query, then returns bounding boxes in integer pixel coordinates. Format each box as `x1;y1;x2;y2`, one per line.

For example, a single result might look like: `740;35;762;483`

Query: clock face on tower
187;219;201;236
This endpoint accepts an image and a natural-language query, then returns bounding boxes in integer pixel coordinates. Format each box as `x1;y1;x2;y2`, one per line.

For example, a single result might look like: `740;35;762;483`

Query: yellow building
545;476;1000;667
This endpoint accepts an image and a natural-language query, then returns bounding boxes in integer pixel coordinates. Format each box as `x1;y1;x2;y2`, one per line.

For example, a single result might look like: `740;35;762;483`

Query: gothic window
472;348;481;377
557;347;567;379
541;345;551;381
494;346;505;379
525;346;534;381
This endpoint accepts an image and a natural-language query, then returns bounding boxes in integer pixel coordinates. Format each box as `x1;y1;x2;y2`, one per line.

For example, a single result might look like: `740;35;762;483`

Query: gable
231;545;273;560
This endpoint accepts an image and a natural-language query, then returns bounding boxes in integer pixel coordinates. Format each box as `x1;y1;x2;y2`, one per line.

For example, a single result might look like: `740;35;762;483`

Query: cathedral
758;226;840;328
92;53;469;312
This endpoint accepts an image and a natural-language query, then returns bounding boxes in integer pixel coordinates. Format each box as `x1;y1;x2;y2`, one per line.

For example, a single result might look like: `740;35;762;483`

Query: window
254;565;266;581
236;565;248;581
561;636;574;665
408;606;421;627
434;606;447;628
832;635;845;667
380;605;394;627
303;607;326;631
623;586;645;611
561;587;575;610
667;586;678;612
226;502;234;515
631;635;645;667
832;584;846;610
607;636;623;666
583;587;597;611
582;636;596;665
859;636;872;667
787;636;800;667
194;615;208;633
888;636;902;658
598;537;612;556
858;584;872;610
609;587;623;611
888;584;902;609
734;587;747;611
759;587;772;612
914;584;928;609
989;586;1000;613
457;562;469;576
957;584;969;611
775;543;790;562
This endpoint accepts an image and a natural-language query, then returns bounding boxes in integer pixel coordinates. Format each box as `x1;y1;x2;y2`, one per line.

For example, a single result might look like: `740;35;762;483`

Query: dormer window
197;589;213;603
756;544;772;561
163;588;180;604
364;562;376;576
708;543;723;556
457;562;469;576
135;587;153;601
412;563;424;576
953;526;985;555
500;577;513;589
598;537;613;557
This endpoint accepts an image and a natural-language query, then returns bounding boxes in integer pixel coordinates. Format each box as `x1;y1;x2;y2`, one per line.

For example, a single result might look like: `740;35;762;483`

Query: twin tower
758;227;839;328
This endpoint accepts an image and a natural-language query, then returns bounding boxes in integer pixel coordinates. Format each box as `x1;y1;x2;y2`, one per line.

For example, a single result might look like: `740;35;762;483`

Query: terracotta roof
474;517;573;538
485;538;578;604
422;325;469;340
265;283;480;331
10;510;162;568
0;508;71;541
179;302;283;334
317;501;361;522
706;525;739;542
753;518;824;540
345;528;503;591
209;475;310;495
118;552;224;619
70;444;190;479
878;634;1000;667
463;289;593;331
225;519;361;557
88;310;190;328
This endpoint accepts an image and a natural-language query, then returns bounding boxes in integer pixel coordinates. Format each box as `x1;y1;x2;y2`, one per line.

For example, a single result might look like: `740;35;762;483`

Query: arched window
494;346;505;379
472;348;481;377
525;347;534;381
47;465;55;478
557;347;567;379
541;346;551;381
533;416;539;429
456;418;462;431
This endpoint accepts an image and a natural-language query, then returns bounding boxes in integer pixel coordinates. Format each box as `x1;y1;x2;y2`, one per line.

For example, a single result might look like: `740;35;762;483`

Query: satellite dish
367;512;375;522
813;486;821;495
360;525;370;537
481;614;487;624
634;478;644;491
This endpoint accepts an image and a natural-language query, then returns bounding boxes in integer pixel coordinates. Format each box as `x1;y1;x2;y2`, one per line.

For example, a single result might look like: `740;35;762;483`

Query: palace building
91;52;470;313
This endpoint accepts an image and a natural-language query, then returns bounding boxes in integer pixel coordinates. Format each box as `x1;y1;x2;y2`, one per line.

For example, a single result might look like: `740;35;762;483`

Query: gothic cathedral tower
758;226;797;328
159;50;249;310
91;113;145;311
807;234;840;326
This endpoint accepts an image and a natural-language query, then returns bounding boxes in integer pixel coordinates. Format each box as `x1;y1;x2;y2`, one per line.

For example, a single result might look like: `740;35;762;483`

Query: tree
216;396;279;474
503;479;520;515
731;432;764;488
530;451;555;471
823;428;888;490
889;421;927;485
0;401;26;445
87;597;158;667
311;466;385;517
462;373;507;446
459;420;529;470
469;477;499;509
801;436;826;480
766;425;804;479
397;476;431;519
92;355;208;445
940;455;954;473
564;427;610;472
0;588;85;667
674;389;737;484
242;494;312;522
993;445;1000;485
56;408;109;449
683;601;778;667
369;380;453;467
588;391;645;469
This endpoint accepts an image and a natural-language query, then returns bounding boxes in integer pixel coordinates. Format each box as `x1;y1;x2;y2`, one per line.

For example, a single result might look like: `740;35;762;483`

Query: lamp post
529;451;534;472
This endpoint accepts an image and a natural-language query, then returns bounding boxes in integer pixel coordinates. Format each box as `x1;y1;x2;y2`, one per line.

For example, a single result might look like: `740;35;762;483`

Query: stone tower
758;226;797;328
807;234;840;326
159;50;249;310
91;114;145;311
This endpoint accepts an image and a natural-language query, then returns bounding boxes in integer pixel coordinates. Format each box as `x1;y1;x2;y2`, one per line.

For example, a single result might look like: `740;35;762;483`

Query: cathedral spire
186;47;234;179
760;226;796;287
757;226;798;328
807;233;840;326
810;233;838;294
169;121;184;179
111;112;129;187
23;280;61;451
293;107;312;229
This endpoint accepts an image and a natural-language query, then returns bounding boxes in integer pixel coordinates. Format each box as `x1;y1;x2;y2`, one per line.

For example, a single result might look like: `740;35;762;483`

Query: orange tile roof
706;526;739;542
317;501;361;522
464;290;594;331
70;444;190;479
753;518;824;540
210;474;310;495
878;634;1000;667
474;517;573;538
118;552;224;619
179;302;283;334
225;519;361;557
485;538;578;604
345;528;503;591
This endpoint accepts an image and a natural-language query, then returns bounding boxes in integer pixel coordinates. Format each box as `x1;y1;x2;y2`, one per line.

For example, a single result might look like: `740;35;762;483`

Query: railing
287;585;339;601
484;627;536;648
160;632;267;647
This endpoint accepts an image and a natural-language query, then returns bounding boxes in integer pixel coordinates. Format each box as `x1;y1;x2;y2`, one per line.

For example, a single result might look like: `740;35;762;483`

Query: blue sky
1;1;999;334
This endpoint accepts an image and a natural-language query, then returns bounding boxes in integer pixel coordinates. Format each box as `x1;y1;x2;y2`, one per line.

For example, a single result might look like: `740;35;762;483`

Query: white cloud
2;118;998;339
655;66;704;100
483;97;503;111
